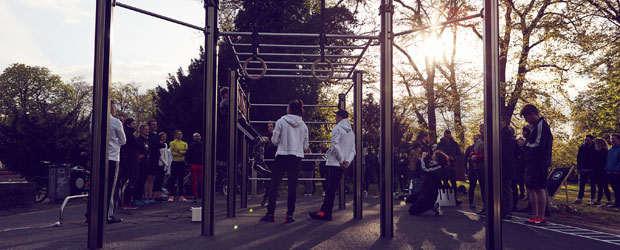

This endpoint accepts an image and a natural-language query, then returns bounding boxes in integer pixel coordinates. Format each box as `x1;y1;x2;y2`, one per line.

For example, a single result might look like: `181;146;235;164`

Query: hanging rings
311;58;335;82
243;57;267;80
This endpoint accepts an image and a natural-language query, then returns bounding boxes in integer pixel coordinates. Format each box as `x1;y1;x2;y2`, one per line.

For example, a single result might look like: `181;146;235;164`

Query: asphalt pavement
0;194;618;250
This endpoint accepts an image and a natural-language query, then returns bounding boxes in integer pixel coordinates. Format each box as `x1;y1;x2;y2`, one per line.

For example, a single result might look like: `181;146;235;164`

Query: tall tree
0;64;91;176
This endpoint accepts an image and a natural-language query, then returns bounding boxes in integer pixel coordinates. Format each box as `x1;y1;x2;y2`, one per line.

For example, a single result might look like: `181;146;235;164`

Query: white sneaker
322;192;325;197
363;191;368;197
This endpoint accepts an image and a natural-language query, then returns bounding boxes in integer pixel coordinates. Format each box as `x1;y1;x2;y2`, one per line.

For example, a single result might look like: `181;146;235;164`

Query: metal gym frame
90;0;501;249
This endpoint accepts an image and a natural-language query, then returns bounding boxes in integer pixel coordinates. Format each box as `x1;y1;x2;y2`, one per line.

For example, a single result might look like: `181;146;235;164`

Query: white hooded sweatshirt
271;114;309;158
325;119;356;167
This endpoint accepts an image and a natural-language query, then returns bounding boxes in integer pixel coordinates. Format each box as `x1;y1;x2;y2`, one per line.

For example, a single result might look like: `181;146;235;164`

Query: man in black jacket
574;134;596;204
436;130;462;202
521;104;553;224
500;116;516;219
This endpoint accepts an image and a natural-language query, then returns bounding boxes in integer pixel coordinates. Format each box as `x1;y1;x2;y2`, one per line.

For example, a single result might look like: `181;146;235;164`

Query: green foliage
0;64;91;177
112;82;158;127
362;93;380;150
153;49;206;141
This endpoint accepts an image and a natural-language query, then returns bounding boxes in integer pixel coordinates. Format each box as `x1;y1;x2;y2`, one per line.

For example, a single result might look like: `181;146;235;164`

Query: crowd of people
84;93;619;225
574;134;620;208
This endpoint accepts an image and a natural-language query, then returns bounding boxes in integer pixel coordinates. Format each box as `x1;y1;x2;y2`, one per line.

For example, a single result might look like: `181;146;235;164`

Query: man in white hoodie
261;99;309;223
309;109;356;221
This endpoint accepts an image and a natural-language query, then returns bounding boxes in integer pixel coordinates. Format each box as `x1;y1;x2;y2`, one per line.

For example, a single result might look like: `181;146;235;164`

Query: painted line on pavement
458;210;620;247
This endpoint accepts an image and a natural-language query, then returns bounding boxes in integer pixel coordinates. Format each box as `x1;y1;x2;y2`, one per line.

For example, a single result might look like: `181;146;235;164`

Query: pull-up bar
114;2;204;31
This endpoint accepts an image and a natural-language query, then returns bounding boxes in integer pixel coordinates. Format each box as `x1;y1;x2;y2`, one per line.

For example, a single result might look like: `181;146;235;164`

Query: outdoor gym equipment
90;0;502;249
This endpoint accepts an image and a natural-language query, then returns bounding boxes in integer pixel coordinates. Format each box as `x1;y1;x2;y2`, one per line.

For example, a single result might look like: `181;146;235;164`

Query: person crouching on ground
409;150;449;216
261;99;309;223
309;109;356;221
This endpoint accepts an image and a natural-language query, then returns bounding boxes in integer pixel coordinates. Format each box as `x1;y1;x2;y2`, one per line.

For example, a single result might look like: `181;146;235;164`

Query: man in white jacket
309;109;356;221
261;99;309;223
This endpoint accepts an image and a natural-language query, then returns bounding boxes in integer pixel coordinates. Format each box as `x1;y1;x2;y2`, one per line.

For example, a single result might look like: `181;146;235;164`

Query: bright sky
0;0;205;91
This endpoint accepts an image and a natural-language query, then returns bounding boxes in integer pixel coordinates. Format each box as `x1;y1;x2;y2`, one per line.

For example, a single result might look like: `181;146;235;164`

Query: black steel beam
241;136;248;208
354;71;363;219
201;0;217;236
338;93;346;210
88;0;113;248
379;0;394;238
483;0;502;249
227;69;237;218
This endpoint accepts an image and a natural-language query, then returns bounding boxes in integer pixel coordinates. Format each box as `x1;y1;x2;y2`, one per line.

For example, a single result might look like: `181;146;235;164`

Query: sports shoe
322;191;325;197
469;203;476;209
476;209;485;216
363;191;368;197
260;214;275;222
433;202;441;216
309;211;332;221
539;218;547;224
285;215;295;223
107;216;122;224
168;196;174;202
122;204;138;210
526;217;540;224
180;196;188;202
571;199;582;205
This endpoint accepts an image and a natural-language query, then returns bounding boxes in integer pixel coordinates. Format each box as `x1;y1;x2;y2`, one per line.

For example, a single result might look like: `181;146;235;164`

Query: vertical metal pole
251;168;257;199
227;69;237;218
338;93;346;210
379;0;394;238
89;0;112;248
241;135;248;208
201;0;217;236
354;71;363;219
338;93;346;110
483;0;502;249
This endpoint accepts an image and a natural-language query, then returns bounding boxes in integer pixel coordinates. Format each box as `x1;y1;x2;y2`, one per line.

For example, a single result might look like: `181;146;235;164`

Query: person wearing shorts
521;104;553;224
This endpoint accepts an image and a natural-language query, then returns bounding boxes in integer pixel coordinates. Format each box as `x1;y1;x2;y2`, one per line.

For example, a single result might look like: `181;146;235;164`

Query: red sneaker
539;218;547;224
526;217;540;224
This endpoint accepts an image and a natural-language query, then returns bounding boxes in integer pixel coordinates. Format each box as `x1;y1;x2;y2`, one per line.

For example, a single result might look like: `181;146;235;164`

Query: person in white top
309;109;356;221
261;99;309;223
108;100;126;223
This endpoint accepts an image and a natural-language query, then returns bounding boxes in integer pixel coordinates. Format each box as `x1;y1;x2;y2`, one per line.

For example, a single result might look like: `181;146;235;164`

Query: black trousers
468;169;479;204
267;155;301;216
502;179;513;215
122;161;139;204
320;166;344;216
608;174;620;206
319;166;328;192
168;161;187;196
594;172;612;202
363;165;373;191
577;170;595;200
475;168;485;205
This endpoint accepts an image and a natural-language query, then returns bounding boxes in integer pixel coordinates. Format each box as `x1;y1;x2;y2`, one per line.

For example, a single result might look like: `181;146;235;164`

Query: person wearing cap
309;109;356;221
